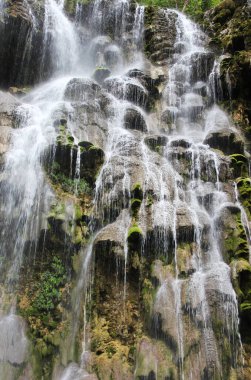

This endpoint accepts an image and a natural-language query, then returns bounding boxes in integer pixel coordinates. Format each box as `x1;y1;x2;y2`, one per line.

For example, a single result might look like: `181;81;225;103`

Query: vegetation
18;257;68;377
139;0;222;17
49;162;92;195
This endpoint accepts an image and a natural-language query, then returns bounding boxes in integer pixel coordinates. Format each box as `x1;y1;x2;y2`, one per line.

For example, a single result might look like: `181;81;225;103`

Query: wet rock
144;135;168;152
104;77;149;109
170;139;191;149
190;52;215;83
135;337;177;379
104;44;121;68
53;138;104;186
176;206;195;243
161;107;179;124
0;314;28;365
127;69;160;101
0;0;44;86
93;67;111;84
127;223;143;251
193;81;208;97
181;93;204;121
124;108;147;132
204;129;244;155
0;91;20;161
144;8;177;65
64;78;102;102
94;210;130;269
59;363;98;380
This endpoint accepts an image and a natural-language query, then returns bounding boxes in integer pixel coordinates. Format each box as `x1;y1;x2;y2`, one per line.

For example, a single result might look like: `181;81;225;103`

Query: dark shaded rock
144;135;168;152
104;45;121;67
193;81;208;97
64;78;101;102
204;129;244;155
161;107;179;124
0;1;45;87
93;67;111;84
181;93;204;121
190;52;215;84
127;69;160;101
144;8;177;65
53;138;104;186
170;139;191;148
104;77;149;109
124;108;147;132
0;91;20;162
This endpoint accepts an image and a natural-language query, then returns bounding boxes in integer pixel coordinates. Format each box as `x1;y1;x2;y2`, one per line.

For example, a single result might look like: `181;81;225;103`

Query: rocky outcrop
203;0;251;150
144;7;177;66
0;91;20;164
0;0;45;87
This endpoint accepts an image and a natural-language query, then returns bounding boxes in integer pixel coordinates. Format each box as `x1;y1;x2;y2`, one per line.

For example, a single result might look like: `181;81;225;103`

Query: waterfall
0;0;249;379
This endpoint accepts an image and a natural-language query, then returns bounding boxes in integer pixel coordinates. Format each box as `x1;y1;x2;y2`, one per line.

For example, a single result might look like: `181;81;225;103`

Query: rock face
204;128;244;154
0;0;45;86
0;91;20;164
0;1;250;380
203;0;251;150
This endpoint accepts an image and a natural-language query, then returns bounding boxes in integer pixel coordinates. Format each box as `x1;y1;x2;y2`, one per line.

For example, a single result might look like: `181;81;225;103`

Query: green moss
127;225;143;239
224;213;249;261
236;177;251;218
130;198;142;217
142;278;155;317
131;183;143;201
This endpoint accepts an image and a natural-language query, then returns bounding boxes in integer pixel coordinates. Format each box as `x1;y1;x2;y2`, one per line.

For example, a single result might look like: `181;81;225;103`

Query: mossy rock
93;66;111;84
130;198;142;217
131;183;143;201
127;224;143;253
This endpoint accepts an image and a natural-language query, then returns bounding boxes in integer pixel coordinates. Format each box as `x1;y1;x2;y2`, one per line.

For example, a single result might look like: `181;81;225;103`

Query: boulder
189;51;215;84
204;129;244;155
144;8;177;65
126;69;160;101
170;139;191;149
161;107;179;125
181;93;204;121
0;91;20;161
93;67;111;84
0;314;28;365
144;135;168;152
104;44;121;68
124;108;147;132
64;78;102;102
53;138;104;186
104;77;149;109
193;81;208;97
94;210;131;270
0;0;44;86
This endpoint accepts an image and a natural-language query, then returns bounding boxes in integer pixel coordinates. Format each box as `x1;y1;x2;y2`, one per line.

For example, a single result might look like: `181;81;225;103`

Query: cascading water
0;0;249;379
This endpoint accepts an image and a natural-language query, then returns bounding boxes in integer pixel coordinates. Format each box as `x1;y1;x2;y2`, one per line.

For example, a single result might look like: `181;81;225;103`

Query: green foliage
236;177;251;218
31;257;66;314
241;301;251;311
139;0;222;18
229;154;248;177
224;213;249;261
50;162;92;195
